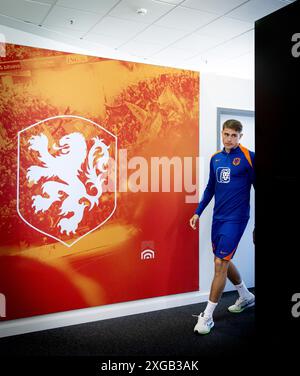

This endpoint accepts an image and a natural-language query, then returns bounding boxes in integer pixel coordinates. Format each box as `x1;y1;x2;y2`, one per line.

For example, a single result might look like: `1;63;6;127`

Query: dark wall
255;0;300;355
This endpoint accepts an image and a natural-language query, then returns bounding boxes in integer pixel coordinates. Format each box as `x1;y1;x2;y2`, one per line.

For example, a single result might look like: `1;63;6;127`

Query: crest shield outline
17;115;117;247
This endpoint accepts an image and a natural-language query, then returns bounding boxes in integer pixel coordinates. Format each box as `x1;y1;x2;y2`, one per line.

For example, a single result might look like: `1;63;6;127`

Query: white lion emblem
26;132;110;235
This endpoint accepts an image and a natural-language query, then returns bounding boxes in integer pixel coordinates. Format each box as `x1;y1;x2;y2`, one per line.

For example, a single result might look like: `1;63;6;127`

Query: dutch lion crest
26;132;110;235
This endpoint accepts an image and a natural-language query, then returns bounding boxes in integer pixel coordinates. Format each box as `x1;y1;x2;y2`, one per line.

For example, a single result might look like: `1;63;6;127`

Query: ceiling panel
232;29;254;50
227;0;291;22
42;5;102;32
0;0;294;79
156;0;185;4
0;0;52;24
108;0;176;24
41;25;85;39
199;31;254;64
183;53;207;66
197;16;253;39
133;24;188;45
29;0;56;4
119;40;163;56
56;0;120;15
89;16;147;39
83;32;124;48
153;46;199;60
182;0;249;15
155;6;218;31
171;33;227;53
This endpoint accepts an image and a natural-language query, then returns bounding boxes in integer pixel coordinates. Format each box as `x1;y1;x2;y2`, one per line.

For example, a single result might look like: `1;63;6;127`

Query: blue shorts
211;220;248;260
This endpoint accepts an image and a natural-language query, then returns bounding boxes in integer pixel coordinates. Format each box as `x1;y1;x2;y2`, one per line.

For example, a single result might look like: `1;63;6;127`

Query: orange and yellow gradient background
0;44;199;320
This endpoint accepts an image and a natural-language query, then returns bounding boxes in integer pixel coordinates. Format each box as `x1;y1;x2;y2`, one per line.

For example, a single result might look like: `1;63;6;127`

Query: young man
190;119;255;335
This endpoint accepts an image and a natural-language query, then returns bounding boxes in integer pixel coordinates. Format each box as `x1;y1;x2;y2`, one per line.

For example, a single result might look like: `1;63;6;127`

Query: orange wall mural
0;44;199;321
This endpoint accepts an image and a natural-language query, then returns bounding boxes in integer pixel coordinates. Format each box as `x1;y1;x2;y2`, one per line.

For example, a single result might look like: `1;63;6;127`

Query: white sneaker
228;293;255;313
193;313;214;335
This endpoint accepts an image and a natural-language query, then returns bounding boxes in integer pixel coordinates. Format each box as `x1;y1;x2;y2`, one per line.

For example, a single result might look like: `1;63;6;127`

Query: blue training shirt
195;144;255;222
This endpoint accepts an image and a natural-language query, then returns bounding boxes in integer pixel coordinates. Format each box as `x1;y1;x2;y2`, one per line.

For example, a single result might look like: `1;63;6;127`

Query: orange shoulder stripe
239;144;253;168
211;150;222;158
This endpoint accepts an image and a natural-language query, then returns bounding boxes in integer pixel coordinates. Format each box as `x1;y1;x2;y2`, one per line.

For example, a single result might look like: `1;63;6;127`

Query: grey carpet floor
0;289;255;357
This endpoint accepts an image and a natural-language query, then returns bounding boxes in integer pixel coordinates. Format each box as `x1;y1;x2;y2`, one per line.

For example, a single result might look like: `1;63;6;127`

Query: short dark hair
222;119;243;133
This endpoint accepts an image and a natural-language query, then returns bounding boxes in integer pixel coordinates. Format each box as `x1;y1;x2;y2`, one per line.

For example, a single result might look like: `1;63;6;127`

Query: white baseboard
0;291;209;338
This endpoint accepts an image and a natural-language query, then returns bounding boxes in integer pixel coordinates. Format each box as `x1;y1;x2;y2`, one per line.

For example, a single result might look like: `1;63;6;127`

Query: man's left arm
250;151;255;190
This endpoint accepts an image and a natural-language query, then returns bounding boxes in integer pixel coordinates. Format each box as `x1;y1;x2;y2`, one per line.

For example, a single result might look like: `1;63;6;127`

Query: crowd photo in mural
0;43;199;321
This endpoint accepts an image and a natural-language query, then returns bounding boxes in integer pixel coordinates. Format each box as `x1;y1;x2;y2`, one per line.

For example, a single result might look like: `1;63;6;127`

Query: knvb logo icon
0;293;6;318
217;167;231;183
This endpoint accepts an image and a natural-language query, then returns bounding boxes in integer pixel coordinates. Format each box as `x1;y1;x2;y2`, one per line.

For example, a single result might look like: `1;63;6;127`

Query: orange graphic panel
0;44;199;321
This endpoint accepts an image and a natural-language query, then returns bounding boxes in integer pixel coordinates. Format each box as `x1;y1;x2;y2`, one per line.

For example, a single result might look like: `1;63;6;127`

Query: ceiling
0;0;296;79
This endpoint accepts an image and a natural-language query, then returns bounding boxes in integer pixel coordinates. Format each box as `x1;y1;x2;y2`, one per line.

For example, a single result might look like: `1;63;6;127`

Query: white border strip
0;292;209;338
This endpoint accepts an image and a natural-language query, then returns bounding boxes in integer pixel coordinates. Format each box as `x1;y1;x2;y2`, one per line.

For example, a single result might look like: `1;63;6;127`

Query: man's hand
190;214;199;230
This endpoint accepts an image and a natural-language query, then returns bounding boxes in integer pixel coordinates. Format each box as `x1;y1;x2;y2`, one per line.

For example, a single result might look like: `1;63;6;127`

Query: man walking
190;119;255;335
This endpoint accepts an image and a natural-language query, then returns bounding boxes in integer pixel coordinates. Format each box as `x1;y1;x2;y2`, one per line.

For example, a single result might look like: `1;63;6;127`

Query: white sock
235;280;252;299
203;300;218;319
